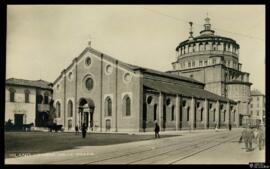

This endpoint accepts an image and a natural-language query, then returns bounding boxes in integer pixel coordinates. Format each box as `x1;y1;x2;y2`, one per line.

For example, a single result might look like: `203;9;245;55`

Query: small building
249;89;265;125
52;45;239;132
5;78;53;128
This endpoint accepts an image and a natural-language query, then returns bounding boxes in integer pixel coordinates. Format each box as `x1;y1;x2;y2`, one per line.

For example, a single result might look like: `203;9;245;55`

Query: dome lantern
200;14;215;35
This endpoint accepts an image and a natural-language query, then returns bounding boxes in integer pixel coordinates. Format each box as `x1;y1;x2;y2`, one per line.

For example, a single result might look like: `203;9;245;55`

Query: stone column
226;102;230;127
175;95;180;130
190;97;195;130
216;100;220;128
204;98;209;129
158;92;163;129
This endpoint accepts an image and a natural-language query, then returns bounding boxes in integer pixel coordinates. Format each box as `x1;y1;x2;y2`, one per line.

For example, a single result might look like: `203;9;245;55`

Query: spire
189;21;194;40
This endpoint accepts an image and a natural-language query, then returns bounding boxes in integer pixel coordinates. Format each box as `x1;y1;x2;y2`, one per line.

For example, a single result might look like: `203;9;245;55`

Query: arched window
44;92;49;104
105;97;112;116
147;96;153;104
213;109;216;121
67;100;73;117
182;100;186;107
123;95;131;116
154;104;157;120
56;102;61;118
171;105;175;121
233;110;236;122
187;107;190;121
24;89;30;103
9;88;16;102
224;110;226;122
201;108;204;121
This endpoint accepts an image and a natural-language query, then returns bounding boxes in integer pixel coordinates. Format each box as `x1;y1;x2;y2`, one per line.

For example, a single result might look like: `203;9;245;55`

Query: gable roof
6;78;52;90
144;78;235;103
53;47;204;86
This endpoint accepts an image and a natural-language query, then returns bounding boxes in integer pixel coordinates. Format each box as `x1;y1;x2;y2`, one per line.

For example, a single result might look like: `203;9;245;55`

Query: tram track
87;132;240;164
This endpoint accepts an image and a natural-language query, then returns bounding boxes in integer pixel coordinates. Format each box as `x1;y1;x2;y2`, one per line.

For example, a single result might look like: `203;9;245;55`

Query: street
5;128;265;164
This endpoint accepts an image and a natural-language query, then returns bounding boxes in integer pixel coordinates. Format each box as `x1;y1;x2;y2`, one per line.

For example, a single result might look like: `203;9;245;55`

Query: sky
6;5;265;94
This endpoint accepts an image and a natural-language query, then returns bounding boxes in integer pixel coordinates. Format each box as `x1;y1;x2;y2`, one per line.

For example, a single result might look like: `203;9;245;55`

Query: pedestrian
75;125;79;135
256;125;265;150
82;123;87;139
247;126;255;151
242;125;255;152
240;125;248;150
154;121;160;138
229;124;232;131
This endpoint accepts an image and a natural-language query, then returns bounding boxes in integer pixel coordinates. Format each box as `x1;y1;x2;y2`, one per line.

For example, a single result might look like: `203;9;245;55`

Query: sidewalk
88;128;239;135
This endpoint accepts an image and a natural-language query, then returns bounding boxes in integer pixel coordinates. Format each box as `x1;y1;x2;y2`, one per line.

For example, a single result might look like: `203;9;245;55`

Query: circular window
166;98;171;106
68;72;72;80
147;96;153;104
85;78;94;90
124;73;132;82
106;64;113;74
85;57;92;66
182;100;186;107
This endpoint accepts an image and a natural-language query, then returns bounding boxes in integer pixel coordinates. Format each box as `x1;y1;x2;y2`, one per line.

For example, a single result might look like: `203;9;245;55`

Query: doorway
14;114;24;129
79;98;95;130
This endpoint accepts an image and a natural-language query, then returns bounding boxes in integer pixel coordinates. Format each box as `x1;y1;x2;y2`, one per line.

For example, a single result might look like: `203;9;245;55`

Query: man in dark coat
229;124;232;131
81;123;87;138
154;121;160;138
75;125;79;135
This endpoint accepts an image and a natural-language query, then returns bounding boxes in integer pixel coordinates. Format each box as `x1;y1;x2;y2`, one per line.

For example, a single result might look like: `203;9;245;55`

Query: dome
176;17;239;52
172;17;241;71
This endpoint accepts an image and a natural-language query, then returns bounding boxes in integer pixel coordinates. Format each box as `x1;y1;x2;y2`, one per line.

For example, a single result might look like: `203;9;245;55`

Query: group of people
75;123;88;138
239;124;265;152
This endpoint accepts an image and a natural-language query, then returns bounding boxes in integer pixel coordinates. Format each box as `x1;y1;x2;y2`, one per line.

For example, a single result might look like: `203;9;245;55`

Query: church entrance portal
79;98;95;130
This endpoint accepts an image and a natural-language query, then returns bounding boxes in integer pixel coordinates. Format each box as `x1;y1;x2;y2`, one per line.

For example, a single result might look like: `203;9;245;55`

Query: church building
53;37;239;132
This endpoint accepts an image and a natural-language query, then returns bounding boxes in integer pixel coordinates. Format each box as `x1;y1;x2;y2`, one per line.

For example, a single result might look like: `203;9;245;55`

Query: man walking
75;125;79;135
82;123;87;139
247;126;255;151
154;121;160;138
240;125;251;151
242;125;255;152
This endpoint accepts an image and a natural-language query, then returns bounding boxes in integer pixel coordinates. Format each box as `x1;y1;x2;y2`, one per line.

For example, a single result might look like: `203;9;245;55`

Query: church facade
53;45;239;132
